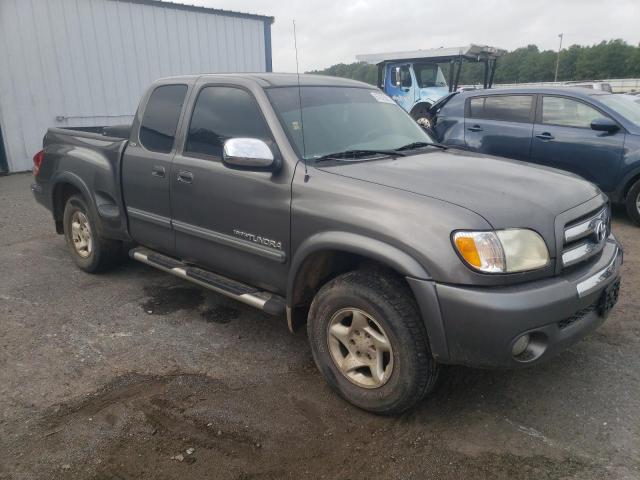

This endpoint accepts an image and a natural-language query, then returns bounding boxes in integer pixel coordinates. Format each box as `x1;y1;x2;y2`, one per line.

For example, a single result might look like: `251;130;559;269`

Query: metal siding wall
0;0;269;172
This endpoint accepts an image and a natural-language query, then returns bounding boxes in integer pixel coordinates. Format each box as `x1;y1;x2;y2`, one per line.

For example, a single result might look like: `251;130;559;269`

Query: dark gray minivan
433;87;640;225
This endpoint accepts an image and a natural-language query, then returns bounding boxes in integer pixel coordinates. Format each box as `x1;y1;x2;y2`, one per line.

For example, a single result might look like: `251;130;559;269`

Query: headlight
452;229;549;273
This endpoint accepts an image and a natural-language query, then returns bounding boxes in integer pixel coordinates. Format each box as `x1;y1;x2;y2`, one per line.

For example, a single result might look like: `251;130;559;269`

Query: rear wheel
625;179;640;226
63;195;122;272
307;270;440;414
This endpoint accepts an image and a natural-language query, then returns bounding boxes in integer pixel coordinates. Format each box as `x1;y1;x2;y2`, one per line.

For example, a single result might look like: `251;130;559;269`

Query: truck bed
35;126;131;241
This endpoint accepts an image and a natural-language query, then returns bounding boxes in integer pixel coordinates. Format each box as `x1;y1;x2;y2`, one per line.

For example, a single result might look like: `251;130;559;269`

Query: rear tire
63;194;122;273
307;270;440;415
625;179;640;226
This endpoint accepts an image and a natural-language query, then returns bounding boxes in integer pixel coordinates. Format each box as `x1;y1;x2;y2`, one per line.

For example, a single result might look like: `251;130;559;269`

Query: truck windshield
414;63;447;88
267;86;435;161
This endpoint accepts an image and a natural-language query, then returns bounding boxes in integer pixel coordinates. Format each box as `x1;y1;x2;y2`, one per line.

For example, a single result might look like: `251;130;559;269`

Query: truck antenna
293;20;308;177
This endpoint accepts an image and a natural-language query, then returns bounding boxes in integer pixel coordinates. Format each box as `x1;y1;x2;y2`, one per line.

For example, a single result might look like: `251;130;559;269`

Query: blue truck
357;44;506;128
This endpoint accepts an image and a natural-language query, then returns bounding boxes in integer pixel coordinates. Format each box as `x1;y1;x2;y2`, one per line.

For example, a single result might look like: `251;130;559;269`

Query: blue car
433;87;640;225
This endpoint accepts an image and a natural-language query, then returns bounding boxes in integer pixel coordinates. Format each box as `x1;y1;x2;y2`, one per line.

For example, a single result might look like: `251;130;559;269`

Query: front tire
411;104;435;130
307;270;440;414
63;195;122;273
625;179;640;226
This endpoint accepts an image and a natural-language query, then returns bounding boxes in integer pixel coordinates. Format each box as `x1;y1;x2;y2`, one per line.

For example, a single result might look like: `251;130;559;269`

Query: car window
399;66;412;88
468;95;533;123
185;86;272;158
139;84;187;153
595;94;640;125
414;63;446;88
542;96;603;128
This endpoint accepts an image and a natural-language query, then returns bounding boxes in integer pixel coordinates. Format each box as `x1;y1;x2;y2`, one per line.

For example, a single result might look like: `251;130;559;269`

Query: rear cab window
139;84;188;153
468;95;534;123
185;86;273;159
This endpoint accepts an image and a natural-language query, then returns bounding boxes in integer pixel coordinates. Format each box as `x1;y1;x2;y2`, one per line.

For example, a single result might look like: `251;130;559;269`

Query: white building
0;0;274;173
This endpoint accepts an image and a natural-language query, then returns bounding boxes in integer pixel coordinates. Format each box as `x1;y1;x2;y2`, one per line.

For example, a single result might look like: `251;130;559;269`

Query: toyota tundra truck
31;74;622;414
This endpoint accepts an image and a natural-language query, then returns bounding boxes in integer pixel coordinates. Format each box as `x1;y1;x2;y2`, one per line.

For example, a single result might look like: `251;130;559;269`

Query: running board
129;247;286;316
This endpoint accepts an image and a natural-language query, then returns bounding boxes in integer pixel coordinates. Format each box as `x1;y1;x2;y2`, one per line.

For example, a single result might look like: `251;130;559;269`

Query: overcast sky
185;0;640;72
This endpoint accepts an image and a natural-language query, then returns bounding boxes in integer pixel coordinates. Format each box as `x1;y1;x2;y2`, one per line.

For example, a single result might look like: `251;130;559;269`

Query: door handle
151;165;165;178
177;170;194;184
467;125;483;132
536;132;555;140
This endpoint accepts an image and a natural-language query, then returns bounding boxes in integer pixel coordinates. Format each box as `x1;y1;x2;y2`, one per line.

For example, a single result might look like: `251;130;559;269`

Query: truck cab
384;62;449;122
357;44;506;128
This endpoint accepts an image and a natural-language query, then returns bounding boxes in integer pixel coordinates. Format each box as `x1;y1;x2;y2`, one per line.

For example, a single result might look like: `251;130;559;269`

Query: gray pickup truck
32;74;622;414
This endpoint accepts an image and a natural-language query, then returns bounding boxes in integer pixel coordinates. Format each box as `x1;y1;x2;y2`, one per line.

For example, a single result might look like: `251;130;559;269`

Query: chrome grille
561;206;610;268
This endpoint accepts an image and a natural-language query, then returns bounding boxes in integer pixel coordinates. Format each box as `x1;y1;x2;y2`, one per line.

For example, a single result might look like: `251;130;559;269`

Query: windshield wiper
394;141;447;152
313;149;406;162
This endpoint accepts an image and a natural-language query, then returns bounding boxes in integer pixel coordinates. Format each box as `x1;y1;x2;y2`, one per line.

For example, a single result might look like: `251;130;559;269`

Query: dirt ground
1;172;639;480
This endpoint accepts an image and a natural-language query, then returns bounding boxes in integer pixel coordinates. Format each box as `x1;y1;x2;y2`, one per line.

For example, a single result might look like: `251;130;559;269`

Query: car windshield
597;94;640;125
266;86;436;161
414;63;447;88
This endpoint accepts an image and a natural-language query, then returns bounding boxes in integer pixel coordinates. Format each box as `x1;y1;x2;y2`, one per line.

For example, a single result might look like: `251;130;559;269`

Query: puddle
141;285;204;315
201;305;240;324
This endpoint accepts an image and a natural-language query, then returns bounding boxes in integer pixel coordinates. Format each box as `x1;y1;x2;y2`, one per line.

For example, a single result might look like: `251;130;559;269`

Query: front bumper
428;236;622;368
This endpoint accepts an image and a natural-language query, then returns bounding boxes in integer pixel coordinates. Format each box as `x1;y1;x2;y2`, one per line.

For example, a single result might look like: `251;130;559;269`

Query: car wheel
411;105;434;130
625;179;640;226
307;269;440;414
63;194;122;273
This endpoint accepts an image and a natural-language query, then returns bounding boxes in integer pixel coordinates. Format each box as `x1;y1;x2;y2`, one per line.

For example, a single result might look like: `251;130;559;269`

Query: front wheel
411;105;435;130
307;270;440;414
625;179;640;226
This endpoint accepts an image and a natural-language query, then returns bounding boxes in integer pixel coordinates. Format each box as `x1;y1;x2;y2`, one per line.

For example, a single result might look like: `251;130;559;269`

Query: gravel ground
1;172;639;480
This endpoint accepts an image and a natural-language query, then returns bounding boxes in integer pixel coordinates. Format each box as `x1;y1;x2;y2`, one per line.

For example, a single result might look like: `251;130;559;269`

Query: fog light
512;334;530;357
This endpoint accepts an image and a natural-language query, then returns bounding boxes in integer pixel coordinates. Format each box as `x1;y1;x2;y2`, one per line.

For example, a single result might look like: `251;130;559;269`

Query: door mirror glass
222;138;277;171
590;117;619;133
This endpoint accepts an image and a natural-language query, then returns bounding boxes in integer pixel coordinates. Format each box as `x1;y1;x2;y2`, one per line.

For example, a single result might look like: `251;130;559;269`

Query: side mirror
591;117;619;133
392;67;401;87
222;138;279;172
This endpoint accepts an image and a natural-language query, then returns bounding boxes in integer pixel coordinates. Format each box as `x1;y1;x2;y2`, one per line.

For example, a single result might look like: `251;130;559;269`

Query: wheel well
52;183;82;234
288;250;408;330
410;102;432;117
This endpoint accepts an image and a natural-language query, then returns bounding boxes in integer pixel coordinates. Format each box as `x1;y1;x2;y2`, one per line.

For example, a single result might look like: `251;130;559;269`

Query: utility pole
554;33;564;82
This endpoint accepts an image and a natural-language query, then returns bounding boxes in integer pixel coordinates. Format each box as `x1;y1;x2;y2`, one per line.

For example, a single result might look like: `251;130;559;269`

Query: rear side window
541;96;603;128
139;84;187;153
468;95;533;123
185;86;272;158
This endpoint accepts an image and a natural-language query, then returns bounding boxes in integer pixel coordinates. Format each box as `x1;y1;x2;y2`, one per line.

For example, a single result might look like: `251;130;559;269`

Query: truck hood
316;149;601;244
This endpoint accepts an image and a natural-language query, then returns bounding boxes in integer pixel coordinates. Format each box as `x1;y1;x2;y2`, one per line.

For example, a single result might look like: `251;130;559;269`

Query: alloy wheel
326;308;394;388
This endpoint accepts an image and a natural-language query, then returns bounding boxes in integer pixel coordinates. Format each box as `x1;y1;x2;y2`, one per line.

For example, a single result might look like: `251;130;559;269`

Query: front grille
561;206;610;269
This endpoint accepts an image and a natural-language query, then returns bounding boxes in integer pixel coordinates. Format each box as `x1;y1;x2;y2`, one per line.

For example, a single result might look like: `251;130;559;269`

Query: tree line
308;40;640;86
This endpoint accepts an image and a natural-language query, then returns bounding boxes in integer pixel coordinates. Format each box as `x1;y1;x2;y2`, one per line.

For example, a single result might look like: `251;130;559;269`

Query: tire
63;194;122;273
411;104;435;130
625;179;640;226
307;269;440;414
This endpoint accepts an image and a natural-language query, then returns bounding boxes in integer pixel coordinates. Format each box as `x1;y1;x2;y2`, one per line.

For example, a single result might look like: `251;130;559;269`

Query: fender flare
50;171;103;233
286;231;431;305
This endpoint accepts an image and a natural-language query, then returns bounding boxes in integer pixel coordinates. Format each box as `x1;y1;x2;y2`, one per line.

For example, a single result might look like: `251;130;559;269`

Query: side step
130;247;286;316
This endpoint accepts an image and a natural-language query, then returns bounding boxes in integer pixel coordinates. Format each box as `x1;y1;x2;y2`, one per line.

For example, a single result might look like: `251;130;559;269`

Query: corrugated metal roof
110;0;275;23
356;44;506;65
